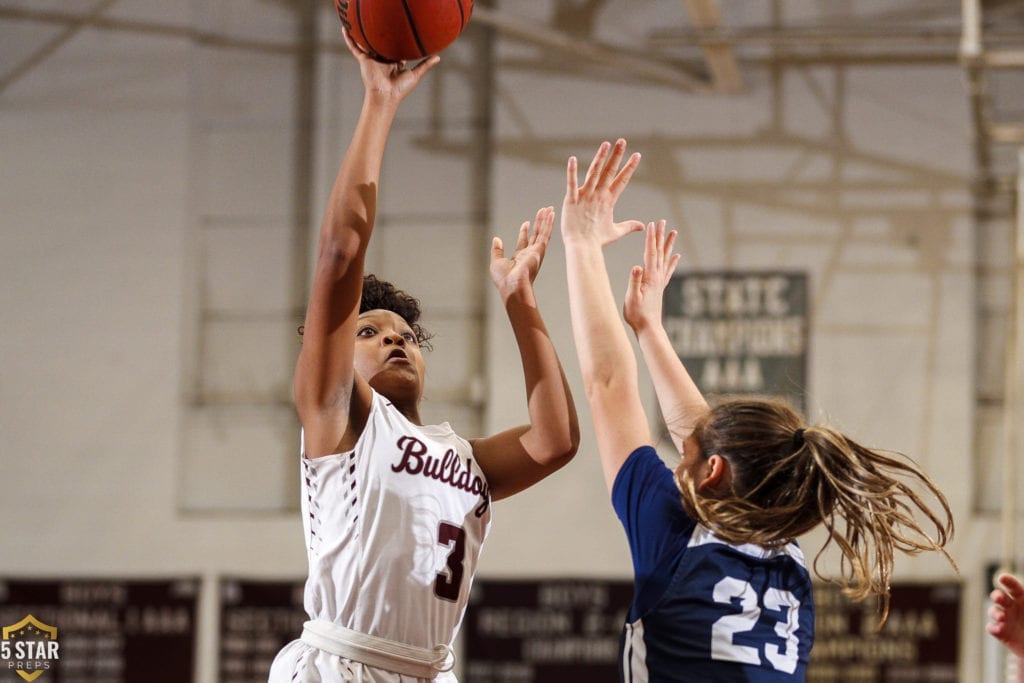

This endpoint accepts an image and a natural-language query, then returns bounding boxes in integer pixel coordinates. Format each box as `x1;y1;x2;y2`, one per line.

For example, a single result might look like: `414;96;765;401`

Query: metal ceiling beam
682;0;744;92
655;26;963;47
989;124;1024;145
469;5;712;93
1;4;715;92
0;6;296;54
0;0;119;95
960;0;1024;195
650;26;1024;52
977;50;1024;68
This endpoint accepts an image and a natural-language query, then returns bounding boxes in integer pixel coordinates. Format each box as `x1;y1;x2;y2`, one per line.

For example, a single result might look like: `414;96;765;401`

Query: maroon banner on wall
0;578;199;683
464;579;959;683
463;578;633;682
807;582;960;682
218;578;305;683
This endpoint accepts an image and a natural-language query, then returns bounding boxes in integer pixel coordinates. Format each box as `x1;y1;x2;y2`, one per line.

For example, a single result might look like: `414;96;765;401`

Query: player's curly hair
359;274;433;350
676;398;955;626
297;274;433;350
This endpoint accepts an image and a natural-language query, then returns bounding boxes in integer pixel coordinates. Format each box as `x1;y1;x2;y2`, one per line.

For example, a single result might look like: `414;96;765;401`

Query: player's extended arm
561;140;652;492
295;32;439;457
472;207;580;501
622;222;709;453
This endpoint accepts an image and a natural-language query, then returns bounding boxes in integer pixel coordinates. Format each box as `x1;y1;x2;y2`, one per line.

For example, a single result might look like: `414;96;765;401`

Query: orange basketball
335;0;474;63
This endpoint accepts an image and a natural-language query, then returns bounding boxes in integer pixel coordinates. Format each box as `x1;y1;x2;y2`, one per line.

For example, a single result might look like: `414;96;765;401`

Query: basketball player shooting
268;30;579;683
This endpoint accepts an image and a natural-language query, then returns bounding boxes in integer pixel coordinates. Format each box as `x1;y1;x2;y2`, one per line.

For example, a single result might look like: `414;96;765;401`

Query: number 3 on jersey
434;522;466;601
710;577;801;673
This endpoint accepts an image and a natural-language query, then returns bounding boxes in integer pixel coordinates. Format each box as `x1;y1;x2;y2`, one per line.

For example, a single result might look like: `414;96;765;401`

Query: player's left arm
471;207;580;501
623;222;709;453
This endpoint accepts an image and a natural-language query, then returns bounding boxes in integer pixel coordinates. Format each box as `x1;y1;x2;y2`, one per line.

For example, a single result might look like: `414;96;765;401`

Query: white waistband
300;620;454;679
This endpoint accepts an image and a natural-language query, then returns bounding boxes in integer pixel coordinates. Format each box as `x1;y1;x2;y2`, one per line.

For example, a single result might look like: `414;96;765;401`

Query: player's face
353;309;426;399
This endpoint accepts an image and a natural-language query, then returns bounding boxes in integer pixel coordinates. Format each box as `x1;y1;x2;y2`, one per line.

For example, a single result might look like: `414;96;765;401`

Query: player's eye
402;332;418;344
357;326;376;337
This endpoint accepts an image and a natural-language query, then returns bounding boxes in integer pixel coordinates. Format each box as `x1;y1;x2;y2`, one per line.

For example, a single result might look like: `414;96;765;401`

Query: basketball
335;0;474;63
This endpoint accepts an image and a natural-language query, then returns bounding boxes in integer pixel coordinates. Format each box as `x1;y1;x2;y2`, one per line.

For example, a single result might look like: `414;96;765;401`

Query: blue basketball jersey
612;446;814;682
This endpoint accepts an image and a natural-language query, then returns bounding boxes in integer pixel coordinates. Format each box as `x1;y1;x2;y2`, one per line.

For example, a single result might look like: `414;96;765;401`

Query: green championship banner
218;578;305;683
663;271;809;413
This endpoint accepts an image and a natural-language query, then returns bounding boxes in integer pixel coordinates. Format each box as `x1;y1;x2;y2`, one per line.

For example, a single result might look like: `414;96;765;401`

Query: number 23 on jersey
710;576;802;674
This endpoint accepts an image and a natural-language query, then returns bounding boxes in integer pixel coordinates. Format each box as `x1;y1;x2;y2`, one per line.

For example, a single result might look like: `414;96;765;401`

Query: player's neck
396;401;422;425
386;394;422;425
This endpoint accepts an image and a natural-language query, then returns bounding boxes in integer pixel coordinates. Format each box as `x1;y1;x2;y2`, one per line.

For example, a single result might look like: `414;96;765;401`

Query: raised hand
988;573;1024;658
561;139;644;247
490;206;554;303
624;221;681;334
343;28;439;105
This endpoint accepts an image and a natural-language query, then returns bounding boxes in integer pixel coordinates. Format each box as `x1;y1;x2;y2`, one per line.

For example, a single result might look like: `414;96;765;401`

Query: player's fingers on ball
413;55;440;75
342;28;363;56
344;30;374;62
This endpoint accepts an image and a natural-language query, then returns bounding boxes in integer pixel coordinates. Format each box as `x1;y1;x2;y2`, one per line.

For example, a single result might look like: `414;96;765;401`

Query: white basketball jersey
271;390;492;682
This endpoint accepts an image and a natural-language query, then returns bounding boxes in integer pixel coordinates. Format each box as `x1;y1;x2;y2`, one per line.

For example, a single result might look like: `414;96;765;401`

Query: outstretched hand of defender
490;206;554;303
343;28;439;105
988;573;1024;658
624;220;681;334
561;139;644;247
